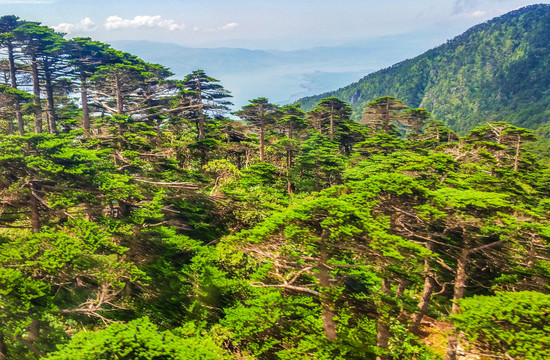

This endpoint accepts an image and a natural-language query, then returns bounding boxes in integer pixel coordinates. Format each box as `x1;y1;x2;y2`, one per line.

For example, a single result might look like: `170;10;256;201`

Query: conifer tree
308;97;352;140
90;55;145;116
402;107;431;138
0;15;24;135
361;96;408;134
13;22;67;133
466;121;537;172
0;85;32;133
276;104;307;193
235;97;280;162
181;69;232;140
66;38;113;134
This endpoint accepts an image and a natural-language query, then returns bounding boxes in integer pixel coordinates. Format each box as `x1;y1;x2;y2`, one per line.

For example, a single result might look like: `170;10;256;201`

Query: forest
0;14;549;360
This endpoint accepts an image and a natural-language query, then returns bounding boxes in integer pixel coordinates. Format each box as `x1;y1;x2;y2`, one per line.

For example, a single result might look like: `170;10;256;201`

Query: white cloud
53;17;96;34
104;15;185;31
53;23;74;33
204;22;240;32
218;22;239;31
451;9;488;19
451;0;487;18
471;10;488;17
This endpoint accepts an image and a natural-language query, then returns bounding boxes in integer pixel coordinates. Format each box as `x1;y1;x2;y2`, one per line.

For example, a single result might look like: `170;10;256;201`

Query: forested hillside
0;11;549;360
299;4;550;134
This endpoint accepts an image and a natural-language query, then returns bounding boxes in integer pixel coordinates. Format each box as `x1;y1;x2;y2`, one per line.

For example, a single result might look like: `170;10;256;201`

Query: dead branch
249;281;321;297
132;178;199;189
468;239;505;254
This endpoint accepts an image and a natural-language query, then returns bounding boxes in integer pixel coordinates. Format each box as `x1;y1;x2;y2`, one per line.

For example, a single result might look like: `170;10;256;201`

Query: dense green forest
299;4;550;136
0;11;549;360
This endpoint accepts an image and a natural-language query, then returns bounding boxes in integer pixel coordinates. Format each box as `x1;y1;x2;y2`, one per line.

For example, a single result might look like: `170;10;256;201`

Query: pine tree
307;97;352;140
0;15;24;135
181;70;232;140
66;38;114;134
235;97;280;162
361;96;408;134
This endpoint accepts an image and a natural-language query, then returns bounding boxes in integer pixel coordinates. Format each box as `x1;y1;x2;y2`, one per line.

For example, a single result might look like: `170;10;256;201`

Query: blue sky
2;0;549;49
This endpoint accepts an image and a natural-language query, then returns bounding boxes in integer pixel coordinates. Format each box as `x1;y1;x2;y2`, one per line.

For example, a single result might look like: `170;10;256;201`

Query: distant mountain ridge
109;32;445;109
298;4;550;133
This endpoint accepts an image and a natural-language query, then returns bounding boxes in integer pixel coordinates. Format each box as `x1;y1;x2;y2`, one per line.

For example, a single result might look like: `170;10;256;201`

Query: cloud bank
202;22;240;32
53;17;96;34
104;15;185;31
218;22;239;31
452;9;488;19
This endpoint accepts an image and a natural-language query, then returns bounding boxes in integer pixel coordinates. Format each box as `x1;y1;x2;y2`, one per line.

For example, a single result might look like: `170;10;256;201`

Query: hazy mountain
299;4;550;133
110;30;447;109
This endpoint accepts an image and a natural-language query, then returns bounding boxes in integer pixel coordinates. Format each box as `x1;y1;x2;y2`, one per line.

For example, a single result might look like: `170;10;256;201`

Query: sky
1;0;549;50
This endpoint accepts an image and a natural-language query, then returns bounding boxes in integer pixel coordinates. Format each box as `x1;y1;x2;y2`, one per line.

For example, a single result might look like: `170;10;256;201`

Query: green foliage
45;317;230;360
0;219;144;357
0;10;549;360
0;84;33;100
354;134;406;156
430;188;510;210
291;132;344;192
452;292;550;359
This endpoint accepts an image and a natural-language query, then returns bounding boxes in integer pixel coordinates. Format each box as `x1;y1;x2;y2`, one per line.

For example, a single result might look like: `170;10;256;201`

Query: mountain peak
299;4;550;133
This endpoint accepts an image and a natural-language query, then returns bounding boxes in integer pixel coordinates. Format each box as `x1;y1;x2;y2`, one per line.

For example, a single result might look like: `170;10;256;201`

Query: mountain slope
299;4;550;133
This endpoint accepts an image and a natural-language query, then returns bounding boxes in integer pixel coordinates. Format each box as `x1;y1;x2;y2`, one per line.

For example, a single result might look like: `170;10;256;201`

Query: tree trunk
0;331;7;359
115;73;124;115
198;111;206;139
15;102;24;135
376;277;392;360
27;319;40;343
156;118;162;138
286;150;293;195
200;148;207;170
329;103;334;140
113;73;126;157
7;115;14;135
286;126;294;193
412;275;435;333
259;122;265;162
411;242;435;332
43;61;57;134
446;245;470;360
80;71;90;135
318;242;337;341
451;248;469;314
7;42;24;136
29;186;40;232
395;278;407;297
119;200;131;218
17;319;42;357
30;53;42;133
197;79;205;140
199;115;206;140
